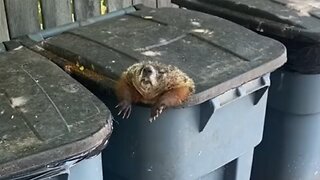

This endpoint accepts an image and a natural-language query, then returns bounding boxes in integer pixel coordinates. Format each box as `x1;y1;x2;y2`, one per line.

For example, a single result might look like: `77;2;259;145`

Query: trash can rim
172;0;320;43
0;121;112;179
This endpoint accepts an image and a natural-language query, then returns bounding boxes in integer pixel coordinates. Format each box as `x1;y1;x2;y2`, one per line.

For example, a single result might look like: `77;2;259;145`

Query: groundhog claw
116;101;132;119
149;105;165;122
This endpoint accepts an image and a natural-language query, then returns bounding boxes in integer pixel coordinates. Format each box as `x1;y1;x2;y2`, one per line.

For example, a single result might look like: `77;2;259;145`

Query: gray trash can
21;5;286;180
172;0;320;179
0;47;112;180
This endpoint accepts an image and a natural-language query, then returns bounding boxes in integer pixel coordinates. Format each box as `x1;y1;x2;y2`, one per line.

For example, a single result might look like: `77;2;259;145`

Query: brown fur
115;61;195;122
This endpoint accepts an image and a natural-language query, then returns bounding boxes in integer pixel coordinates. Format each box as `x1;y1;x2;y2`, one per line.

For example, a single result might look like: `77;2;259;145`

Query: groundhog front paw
149;104;166;122
116;100;132;119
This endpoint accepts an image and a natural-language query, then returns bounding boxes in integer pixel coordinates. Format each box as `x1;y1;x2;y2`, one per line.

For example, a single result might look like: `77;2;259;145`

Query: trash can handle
199;97;220;133
199;74;270;132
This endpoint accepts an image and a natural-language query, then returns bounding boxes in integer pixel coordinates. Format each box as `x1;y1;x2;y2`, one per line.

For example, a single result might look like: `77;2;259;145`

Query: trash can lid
173;0;320;43
42;6;286;106
0;47;112;178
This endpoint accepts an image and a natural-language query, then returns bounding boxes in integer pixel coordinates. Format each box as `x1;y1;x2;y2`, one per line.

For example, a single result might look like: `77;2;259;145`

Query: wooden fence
0;0;177;43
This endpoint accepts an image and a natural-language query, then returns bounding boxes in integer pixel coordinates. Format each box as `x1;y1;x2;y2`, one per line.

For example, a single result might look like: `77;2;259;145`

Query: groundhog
115;61;195;122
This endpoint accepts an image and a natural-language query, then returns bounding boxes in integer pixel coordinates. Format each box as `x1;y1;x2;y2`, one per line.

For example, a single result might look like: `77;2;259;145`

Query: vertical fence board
73;0;101;21
4;0;40;38
107;0;132;12
41;0;72;29
157;0;174;7
133;0;157;8
0;0;9;42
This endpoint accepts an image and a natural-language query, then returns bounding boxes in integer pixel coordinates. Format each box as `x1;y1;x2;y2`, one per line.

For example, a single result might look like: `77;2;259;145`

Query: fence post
107;0;132;12
73;0;101;21
0;0;9;42
4;0;40;38
40;0;73;29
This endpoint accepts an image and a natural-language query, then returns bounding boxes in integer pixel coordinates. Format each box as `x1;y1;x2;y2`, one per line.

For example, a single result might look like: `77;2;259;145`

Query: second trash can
0;47;112;180
172;0;320;179
29;5;286;180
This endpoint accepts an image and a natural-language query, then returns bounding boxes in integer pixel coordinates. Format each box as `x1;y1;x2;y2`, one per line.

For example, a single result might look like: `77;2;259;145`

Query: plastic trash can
0;47;112;180
17;5;286;180
172;0;320;179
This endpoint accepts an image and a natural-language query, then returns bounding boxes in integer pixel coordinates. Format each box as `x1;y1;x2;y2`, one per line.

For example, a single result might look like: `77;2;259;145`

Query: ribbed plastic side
102;75;269;180
251;69;320;180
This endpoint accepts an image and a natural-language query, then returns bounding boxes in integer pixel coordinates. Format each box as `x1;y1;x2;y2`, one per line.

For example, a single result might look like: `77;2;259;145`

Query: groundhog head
117;61;195;120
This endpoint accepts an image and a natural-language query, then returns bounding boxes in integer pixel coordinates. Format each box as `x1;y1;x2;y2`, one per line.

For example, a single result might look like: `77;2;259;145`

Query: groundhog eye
159;69;165;74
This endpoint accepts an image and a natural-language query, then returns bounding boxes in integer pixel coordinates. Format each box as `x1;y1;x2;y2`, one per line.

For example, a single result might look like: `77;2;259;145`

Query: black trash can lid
173;0;320;43
0;47;112;179
41;6;286;106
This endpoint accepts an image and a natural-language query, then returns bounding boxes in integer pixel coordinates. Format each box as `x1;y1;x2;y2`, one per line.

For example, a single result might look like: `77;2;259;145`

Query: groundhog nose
143;66;153;76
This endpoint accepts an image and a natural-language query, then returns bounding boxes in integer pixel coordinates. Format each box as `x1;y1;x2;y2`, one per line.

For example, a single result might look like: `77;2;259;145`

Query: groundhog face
138;64;160;89
132;62;167;94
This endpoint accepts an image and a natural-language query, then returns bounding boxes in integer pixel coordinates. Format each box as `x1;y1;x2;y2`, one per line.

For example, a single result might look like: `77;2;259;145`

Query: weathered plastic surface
173;0;320;43
172;0;320;74
45;154;103;180
68;154;103;180
0;47;112;179
41;6;286;106
197;149;254;180
251;70;320;180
